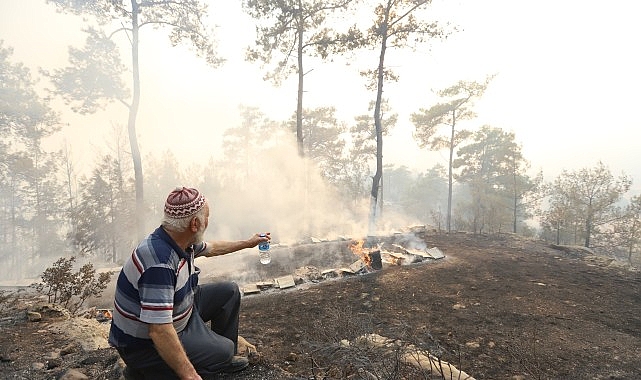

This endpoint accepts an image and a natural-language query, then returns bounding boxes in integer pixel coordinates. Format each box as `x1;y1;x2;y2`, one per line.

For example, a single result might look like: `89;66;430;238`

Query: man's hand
248;232;271;248
237;335;257;356
148;323;201;380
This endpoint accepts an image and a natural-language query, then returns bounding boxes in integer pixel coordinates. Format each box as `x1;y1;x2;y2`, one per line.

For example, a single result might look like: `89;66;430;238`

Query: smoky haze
144;135;421;246
1;0;641;286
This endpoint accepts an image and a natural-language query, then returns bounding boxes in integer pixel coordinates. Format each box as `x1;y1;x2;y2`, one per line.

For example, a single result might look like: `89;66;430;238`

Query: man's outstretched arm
202;233;270;257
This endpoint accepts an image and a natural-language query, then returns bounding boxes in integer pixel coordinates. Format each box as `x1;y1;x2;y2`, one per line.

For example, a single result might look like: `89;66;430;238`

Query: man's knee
201;281;239;302
220;281;240;299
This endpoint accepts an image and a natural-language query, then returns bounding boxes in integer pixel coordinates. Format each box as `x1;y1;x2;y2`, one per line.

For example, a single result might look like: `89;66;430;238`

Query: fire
349;239;372;267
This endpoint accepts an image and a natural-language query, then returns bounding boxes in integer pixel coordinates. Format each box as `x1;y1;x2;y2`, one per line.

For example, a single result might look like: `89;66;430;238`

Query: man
108;187;269;380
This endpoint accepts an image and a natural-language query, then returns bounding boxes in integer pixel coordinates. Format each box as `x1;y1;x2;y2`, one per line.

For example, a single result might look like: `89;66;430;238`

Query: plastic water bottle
258;234;271;264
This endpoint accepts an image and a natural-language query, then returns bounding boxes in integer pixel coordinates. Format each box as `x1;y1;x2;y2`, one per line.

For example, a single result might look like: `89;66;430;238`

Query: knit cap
164;187;206;219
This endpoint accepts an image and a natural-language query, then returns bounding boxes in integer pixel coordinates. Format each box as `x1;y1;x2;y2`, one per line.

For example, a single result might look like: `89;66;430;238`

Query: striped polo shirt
108;226;206;348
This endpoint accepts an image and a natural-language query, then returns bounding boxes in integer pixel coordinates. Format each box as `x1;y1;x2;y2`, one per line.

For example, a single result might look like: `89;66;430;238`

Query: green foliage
293;106;347;181
70;154;136;262
0;41;60;149
352;0;444;230
410;77;495;232
351;99;395;159
542;161;632;248
454;126;536;234
612;195;641;264
47;27;128;114
0;41;66;280
36;256;113;315
47;0;222;66
220;105;284;184
410;77;494;151
357;0;449;87
243;0;357;83
401;165;448;225
46;0;224;238
243;0;358;158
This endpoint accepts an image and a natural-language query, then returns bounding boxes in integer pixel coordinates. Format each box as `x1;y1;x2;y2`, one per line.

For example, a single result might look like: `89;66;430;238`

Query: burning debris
240;228;444;296
348;239;383;272
348;233;445;272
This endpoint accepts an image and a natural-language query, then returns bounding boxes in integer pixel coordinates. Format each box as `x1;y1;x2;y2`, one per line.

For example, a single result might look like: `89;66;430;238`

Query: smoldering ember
1;228;641;379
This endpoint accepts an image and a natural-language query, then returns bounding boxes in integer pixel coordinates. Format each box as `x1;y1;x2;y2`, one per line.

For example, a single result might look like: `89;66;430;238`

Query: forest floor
1;232;640;379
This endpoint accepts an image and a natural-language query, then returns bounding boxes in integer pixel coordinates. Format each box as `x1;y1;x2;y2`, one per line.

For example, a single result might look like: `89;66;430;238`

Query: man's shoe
222;355;249;373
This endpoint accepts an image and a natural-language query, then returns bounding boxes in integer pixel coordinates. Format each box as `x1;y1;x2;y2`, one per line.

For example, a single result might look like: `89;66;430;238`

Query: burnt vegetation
1;233;641;379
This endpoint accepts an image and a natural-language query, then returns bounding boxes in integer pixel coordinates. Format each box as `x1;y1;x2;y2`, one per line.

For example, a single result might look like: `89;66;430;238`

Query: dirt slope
1;233;640;379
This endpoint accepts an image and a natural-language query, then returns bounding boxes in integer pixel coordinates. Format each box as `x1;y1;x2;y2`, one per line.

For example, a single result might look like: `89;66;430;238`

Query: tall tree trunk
295;2;309;234
585;203;592;248
379;173;383;218
129;0;144;239
10;179;18;280
513;194;518;233
369;30;387;235
63;145;76;238
629;219;639;265
447;110;456;233
296;0;304;158
512;159;518;234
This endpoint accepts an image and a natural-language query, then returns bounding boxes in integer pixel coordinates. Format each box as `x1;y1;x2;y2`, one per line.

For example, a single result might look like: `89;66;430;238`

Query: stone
34;303;71;320
45;350;61;360
465;341;480;349
58;368;89;380
31;362;45;370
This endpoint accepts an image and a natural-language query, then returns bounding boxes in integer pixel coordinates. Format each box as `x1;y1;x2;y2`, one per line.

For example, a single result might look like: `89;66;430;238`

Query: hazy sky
1;0;640;194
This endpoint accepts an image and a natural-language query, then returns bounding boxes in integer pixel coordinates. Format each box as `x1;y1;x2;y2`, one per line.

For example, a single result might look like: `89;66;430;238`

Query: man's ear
190;216;200;232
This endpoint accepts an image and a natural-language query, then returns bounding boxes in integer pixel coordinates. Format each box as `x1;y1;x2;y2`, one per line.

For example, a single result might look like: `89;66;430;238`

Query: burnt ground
1;233;640;379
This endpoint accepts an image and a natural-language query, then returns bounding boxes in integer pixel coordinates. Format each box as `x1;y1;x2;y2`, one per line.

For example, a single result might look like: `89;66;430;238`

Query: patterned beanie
164;187;206;219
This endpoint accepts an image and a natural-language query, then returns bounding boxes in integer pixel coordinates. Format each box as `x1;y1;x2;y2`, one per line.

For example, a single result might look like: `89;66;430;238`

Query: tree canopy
544;162;631;247
45;0;223;238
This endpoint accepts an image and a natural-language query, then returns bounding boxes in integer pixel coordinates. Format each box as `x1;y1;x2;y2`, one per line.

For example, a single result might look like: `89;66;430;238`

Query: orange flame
349;239;372;266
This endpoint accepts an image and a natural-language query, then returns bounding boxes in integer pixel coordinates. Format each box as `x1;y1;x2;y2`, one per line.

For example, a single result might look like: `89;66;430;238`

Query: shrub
35;257;113;315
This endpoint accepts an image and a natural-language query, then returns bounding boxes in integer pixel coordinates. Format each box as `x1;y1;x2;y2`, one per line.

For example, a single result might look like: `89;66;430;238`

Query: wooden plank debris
275;275;296;289
256;281;275;289
391;244;445;260
349;260;365;273
242;284;260;295
387;252;405;259
382;251;405;265
425;247;445;259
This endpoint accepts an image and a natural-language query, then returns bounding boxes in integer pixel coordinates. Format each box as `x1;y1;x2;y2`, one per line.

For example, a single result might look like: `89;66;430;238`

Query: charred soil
2;233;640;379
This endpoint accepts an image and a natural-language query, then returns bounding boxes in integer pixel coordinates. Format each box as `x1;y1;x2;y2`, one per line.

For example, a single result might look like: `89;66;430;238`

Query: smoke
200;141;373;245
140;137;427;289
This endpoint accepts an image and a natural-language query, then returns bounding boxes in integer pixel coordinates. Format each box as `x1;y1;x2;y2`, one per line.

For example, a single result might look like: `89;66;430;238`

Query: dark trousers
118;282;241;379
